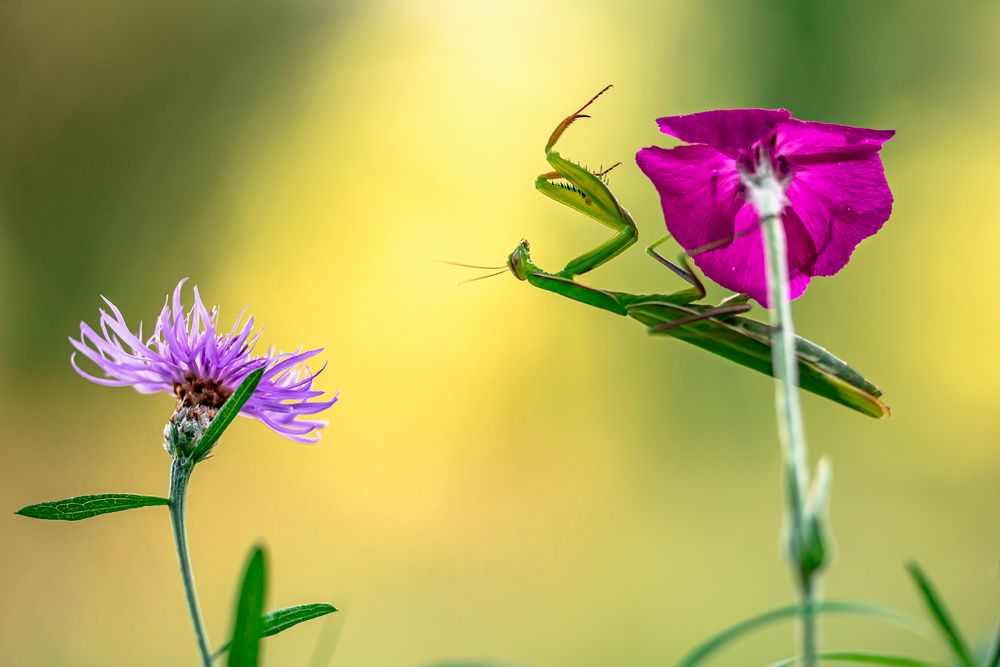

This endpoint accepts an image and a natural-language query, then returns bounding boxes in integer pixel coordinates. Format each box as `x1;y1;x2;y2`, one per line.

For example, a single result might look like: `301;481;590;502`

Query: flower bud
788;458;833;584
163;405;214;457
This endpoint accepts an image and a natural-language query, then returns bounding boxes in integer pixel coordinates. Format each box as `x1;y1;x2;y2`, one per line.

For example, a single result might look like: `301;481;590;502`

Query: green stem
801;578;817;666
760;208;817;667
987;613;1000;667
169;457;213;667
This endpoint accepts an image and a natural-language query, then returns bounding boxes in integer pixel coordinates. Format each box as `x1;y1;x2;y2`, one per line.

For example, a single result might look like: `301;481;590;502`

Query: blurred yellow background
2;1;999;665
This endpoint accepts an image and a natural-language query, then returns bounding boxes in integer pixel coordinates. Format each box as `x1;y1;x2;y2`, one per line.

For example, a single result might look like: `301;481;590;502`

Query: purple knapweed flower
636;108;894;305
70;279;337;446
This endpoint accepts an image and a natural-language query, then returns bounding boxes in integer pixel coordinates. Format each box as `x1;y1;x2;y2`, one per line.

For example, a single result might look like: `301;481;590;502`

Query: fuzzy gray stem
760;209;817;667
169;457;213;667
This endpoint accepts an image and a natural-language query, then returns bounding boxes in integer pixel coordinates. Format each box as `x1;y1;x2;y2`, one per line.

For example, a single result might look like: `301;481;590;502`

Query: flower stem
169;457;213;667
986;612;1000;667
760;209;818;667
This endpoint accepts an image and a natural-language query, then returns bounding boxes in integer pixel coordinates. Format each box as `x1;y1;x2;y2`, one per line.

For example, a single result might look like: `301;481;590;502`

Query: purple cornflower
636;108;894;305
70;279;337;445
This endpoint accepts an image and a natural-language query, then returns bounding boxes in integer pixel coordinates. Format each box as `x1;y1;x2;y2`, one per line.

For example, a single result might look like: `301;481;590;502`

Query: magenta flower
636;108;894;305
70;279;337;444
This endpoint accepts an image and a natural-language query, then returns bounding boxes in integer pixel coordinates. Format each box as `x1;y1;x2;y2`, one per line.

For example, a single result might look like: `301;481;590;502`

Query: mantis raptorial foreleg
534;85;638;280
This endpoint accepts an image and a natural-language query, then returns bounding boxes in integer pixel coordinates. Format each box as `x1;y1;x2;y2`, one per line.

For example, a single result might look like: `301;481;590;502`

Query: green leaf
677;601;917;667
214;602;337;656
260;603;337;638
987;628;1000;667
228;545;268;667
190;368;265;462
15;494;169;521
905;561;975;667
766;651;950;667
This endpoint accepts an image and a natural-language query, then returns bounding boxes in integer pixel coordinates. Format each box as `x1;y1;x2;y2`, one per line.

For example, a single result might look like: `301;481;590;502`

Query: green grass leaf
677;601;917;667
228;545;268;667
190;367;265;463
15;494;169;521
214;602;337;657
260;602;337;638
767;651;950;667
905;561;975;667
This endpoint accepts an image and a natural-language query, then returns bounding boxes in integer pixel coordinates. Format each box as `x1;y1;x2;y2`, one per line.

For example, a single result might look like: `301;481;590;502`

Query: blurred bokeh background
2;1;999;665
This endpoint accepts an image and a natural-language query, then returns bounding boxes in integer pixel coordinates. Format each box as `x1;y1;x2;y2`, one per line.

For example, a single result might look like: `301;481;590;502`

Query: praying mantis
506;87;888;418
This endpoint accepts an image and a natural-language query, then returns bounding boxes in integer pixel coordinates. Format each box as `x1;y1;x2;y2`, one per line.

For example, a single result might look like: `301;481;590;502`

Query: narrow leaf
228;545;268;667
261;602;336;638
190;368;265;462
677;601;917;667
767;651;950;667
214;602;337;656
987;622;1000;667
905;561;975;667
15;494;169;521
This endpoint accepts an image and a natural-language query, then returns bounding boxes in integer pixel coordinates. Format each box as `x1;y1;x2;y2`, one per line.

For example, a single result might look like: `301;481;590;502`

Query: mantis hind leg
646;302;752;333
647;233;753;307
646;233;704;301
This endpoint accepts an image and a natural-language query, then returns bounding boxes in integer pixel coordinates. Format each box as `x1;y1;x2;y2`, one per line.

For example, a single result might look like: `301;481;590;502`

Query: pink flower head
636;108;894;305
70;279;338;444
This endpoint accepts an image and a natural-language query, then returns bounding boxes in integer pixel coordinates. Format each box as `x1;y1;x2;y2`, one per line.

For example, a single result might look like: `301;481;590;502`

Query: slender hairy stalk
760;201;818;666
169;457;213;667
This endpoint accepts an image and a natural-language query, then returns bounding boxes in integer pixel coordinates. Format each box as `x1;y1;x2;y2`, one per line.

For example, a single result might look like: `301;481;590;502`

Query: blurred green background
2;1;999;665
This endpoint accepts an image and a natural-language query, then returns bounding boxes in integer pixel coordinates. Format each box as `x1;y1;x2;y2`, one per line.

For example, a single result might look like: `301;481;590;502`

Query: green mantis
507;87;888;418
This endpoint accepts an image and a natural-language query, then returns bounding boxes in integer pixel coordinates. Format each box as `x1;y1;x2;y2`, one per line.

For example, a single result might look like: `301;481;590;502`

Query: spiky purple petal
70;279;337;444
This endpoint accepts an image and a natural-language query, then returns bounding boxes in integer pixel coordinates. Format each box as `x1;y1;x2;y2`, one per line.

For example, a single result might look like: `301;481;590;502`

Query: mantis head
507;240;533;281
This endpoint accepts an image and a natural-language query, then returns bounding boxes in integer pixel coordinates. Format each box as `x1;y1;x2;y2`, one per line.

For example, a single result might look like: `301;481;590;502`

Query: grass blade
16;493;169;521
228;545;268;667
987;620;1000;667
767;651;951;667
214;602;337;657
190;368;265;462
677;601;917;667
905;561;975;667
261;603;337;639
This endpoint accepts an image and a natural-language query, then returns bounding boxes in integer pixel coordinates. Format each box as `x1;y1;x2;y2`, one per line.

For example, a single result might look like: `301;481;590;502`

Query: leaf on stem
677;601;918;667
905;562;975;667
15;494;169;521
214;603;337;657
190;368;265;462
228;545;268;667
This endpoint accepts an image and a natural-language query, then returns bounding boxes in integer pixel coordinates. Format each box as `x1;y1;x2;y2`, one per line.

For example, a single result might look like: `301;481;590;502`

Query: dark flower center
173;371;233;410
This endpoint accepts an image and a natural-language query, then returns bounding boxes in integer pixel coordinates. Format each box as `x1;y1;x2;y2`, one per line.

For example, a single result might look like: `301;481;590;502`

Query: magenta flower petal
70;279;337;444
637;108;894;303
776;118;895;162
785;154;893;277
635;144;743;251
685;204;815;306
656;108;791;153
